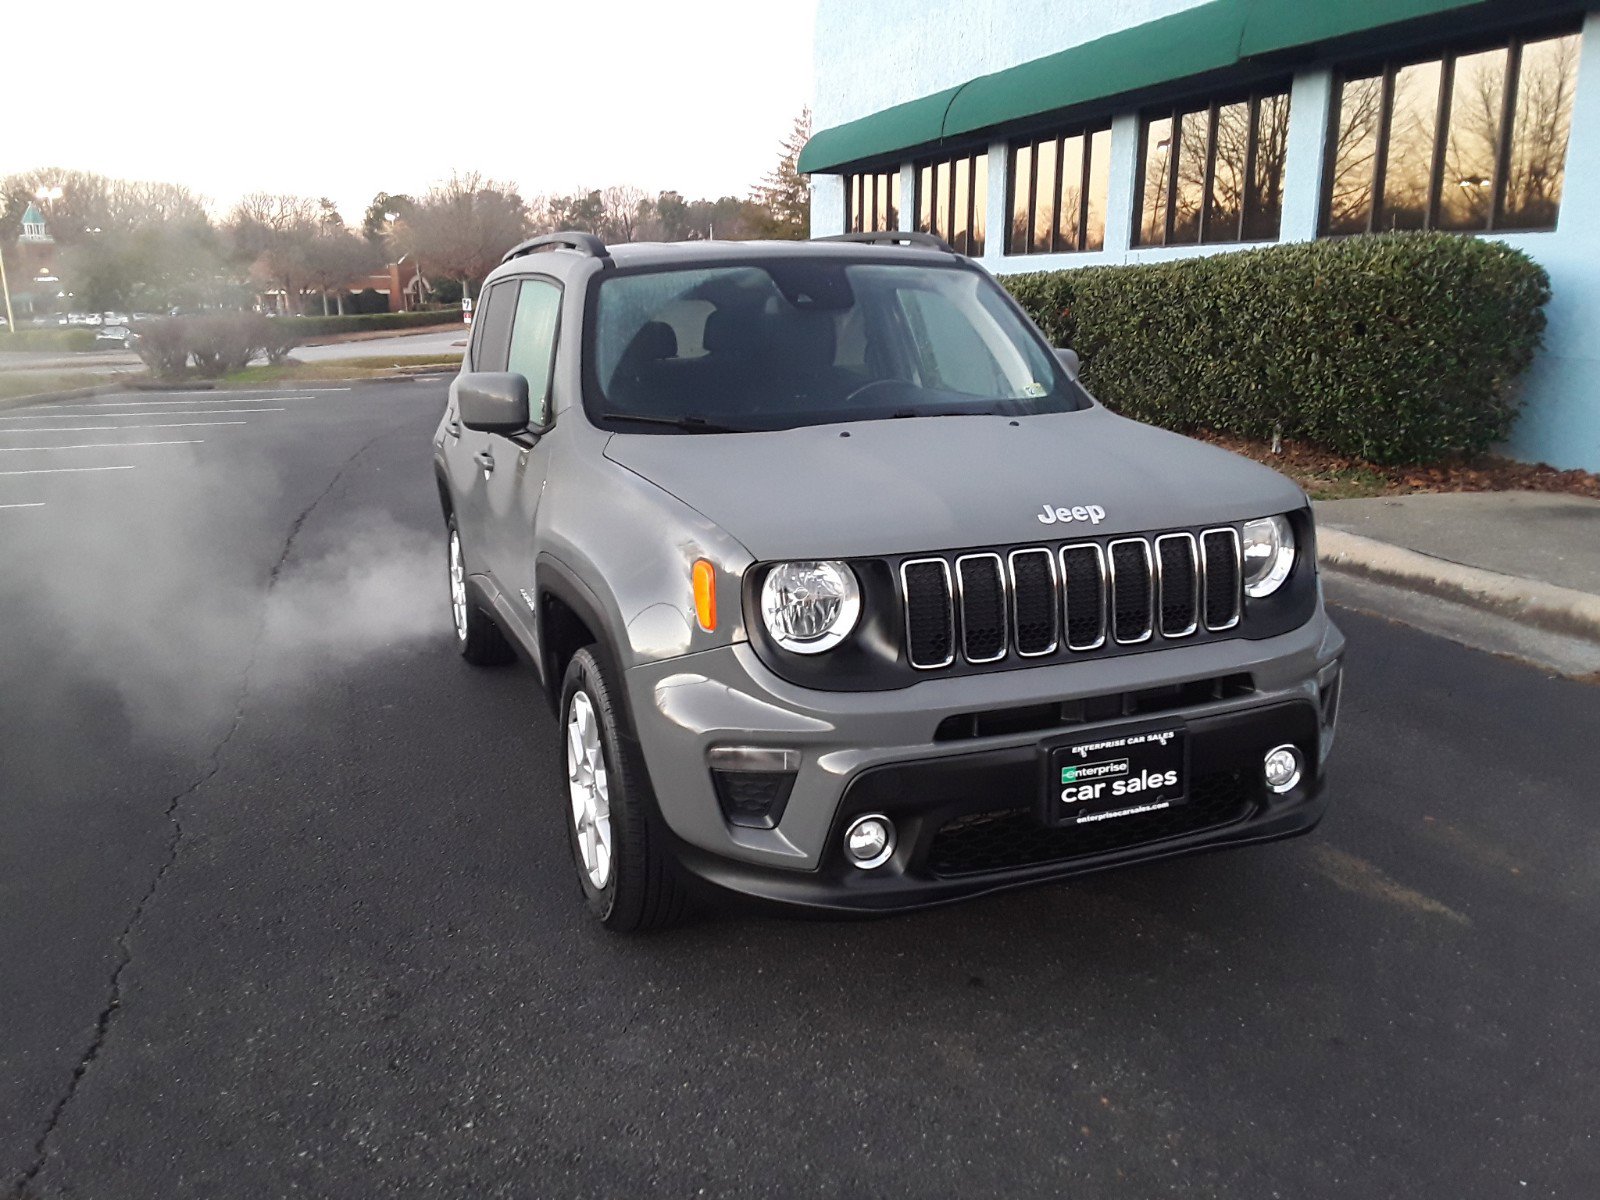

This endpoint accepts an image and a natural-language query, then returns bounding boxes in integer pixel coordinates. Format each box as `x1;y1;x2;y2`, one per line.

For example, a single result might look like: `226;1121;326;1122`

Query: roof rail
501;231;612;266
815;230;956;254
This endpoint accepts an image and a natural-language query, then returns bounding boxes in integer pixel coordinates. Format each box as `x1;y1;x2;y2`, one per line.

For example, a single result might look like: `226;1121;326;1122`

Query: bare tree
599;185;650;242
391;173;530;298
228;193;320;313
303;229;381;315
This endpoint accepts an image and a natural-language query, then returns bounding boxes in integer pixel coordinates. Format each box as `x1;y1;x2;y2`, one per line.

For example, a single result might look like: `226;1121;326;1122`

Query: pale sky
7;0;816;222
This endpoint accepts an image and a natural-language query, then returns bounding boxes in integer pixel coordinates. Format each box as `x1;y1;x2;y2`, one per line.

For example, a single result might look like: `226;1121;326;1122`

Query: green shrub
1002;232;1550;464
0;328;99;353
274;309;461;337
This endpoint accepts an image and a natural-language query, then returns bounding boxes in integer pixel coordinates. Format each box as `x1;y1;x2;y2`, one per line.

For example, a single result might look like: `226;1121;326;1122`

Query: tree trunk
336;291;345;316
321;289;330;317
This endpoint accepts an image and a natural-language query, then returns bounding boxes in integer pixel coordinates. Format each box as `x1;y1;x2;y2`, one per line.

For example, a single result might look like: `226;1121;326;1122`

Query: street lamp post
0;244;15;333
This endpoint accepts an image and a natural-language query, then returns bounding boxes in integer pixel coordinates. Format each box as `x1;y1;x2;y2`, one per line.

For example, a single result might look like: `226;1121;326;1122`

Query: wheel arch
535;554;630;724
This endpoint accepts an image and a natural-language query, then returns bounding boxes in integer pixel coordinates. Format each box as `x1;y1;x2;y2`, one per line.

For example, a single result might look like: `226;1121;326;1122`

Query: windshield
585;260;1086;432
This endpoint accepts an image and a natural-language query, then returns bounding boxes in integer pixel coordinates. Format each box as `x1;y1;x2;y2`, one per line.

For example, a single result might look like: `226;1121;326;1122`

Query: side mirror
455;372;530;434
1054;347;1081;379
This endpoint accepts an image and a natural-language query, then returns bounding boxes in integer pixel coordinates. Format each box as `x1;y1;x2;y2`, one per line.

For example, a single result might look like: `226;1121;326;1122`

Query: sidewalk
1315;492;1600;644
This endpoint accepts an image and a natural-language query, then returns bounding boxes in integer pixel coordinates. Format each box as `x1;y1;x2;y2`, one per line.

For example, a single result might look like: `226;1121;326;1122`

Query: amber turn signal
692;558;717;632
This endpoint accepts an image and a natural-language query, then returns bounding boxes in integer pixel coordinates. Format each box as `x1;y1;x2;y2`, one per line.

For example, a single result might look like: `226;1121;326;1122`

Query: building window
1007;125;1112;255
1322;27;1582;236
915;152;987;256
1134;87;1292;246
847;170;901;233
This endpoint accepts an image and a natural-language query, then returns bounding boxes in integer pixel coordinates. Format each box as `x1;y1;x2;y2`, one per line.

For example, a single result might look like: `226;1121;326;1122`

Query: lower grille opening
925;770;1253;876
932;674;1254;742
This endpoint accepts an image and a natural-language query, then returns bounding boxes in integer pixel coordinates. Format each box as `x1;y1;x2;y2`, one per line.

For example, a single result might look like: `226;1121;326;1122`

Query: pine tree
750;108;812;240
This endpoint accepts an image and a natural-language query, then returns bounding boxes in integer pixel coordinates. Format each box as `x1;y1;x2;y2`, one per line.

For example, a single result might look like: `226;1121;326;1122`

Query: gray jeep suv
434;230;1344;931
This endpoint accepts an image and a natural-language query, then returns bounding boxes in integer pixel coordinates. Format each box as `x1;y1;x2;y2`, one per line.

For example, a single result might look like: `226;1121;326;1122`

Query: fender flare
534;553;635;724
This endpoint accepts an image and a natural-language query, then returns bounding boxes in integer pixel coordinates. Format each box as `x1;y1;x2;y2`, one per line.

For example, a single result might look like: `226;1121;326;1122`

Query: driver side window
506;279;562;425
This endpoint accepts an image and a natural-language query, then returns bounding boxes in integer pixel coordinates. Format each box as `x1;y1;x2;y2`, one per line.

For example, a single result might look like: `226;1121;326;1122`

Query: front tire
560;646;687;932
447;516;514;666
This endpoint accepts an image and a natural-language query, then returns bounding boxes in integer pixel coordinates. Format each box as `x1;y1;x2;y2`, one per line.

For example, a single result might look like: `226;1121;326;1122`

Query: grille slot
901;558;955;669
1007;549;1059;657
956;553;1008;663
1155;533;1199;637
1201;528;1242;630
1108;538;1154;644
1060;544;1107;650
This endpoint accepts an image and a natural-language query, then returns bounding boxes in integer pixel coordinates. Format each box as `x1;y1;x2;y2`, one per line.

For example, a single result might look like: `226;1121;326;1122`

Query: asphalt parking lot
2;379;1598;1198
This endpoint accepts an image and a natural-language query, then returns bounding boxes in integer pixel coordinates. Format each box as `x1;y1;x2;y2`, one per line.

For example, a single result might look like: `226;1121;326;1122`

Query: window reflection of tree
1159;93;1291;243
1328;76;1382;234
1008;129;1109;254
1246;93;1291;239
1141;118;1174;244
1378;61;1441;231
1505;34;1580;228
1324;29;1581;236
1439;48;1507;230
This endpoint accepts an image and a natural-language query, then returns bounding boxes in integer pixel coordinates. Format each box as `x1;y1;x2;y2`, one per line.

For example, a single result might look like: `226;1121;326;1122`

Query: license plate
1041;722;1188;827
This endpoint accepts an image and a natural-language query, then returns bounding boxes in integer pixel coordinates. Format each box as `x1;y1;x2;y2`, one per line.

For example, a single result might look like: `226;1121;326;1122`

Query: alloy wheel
449;529;468;641
566;691;613;890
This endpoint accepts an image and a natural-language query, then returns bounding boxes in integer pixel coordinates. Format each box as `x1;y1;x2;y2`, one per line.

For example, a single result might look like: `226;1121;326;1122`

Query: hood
603;407;1307;560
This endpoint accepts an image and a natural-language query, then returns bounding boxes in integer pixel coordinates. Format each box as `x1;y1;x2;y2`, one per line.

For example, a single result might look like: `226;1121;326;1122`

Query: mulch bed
1192;430;1600;501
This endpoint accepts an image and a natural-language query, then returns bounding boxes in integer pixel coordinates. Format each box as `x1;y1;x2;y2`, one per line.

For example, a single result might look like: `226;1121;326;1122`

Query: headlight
760;560;861;653
1242;515;1296;598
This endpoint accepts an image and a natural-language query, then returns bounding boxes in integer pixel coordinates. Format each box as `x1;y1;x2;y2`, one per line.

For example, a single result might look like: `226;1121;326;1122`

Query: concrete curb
1319;527;1600;645
0;369;450;411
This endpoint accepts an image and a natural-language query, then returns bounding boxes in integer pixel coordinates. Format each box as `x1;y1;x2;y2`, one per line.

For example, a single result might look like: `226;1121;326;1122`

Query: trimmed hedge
1002;232;1550;464
0;328;99;353
275;309;461;337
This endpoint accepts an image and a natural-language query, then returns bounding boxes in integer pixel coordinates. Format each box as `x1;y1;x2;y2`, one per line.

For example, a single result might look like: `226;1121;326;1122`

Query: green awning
798;0;1547;173
943;0;1250;140
797;86;961;176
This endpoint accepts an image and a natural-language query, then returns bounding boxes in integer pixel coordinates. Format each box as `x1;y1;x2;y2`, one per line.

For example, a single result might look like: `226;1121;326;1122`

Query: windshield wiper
888;408;998;419
600;412;749;433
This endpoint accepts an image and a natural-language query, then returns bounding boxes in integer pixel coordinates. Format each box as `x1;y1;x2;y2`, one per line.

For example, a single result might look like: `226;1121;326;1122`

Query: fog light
843;814;895;869
1263;744;1303;794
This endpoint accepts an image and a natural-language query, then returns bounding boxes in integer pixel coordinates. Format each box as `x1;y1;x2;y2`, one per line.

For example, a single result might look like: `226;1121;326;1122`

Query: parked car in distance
95;325;133;348
437;230;1344;932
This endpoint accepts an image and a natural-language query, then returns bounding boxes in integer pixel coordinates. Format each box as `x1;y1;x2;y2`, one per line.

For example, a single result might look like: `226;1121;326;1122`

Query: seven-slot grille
901;528;1242;670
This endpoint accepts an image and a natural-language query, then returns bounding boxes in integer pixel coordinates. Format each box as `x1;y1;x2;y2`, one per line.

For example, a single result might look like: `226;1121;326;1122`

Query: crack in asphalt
10;428;399;1199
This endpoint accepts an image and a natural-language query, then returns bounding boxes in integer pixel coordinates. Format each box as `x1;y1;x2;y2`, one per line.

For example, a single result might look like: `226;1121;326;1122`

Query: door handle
474;450;495;475
446;416;462;438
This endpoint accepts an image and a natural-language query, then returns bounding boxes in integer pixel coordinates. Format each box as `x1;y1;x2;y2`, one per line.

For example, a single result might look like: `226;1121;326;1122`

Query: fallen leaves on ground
1192;430;1600;501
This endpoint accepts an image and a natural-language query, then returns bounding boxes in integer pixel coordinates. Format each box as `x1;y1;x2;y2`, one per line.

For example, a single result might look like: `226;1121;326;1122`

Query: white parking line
36;398;277;410
0;440;203;452
0;409;284;422
0;501;46;509
0;422;247;433
0;465;136;476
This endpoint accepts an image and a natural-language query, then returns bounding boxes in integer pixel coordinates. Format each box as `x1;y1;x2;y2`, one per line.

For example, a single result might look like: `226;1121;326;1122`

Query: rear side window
506;279;562;422
471;280;517;372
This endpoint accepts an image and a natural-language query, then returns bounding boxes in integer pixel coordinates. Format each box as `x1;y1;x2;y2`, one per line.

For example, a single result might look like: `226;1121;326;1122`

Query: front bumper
623;609;1343;912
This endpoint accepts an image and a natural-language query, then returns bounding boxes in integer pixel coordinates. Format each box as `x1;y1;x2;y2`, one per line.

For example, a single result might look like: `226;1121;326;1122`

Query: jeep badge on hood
1037;503;1107;525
